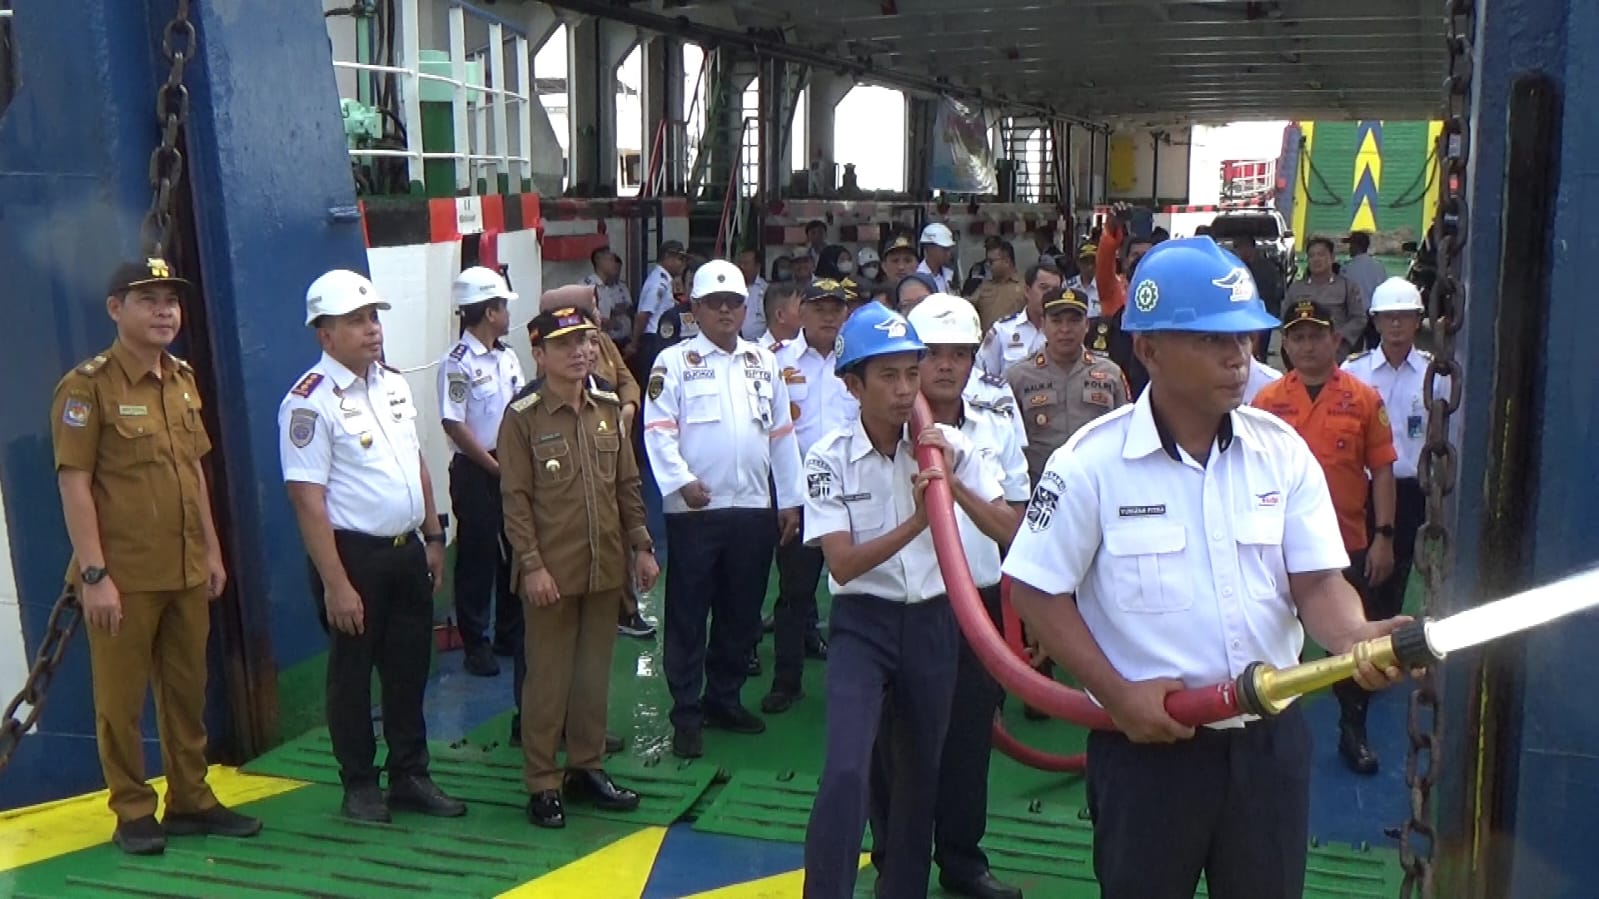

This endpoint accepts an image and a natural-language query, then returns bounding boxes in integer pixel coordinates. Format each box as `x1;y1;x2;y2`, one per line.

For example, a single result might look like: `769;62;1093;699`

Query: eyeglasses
696;296;746;311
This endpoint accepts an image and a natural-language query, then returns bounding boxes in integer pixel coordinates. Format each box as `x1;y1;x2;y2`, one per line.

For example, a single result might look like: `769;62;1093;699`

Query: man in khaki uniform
967;241;1026;334
1006;286;1132;483
500;306;659;829
51;258;262;855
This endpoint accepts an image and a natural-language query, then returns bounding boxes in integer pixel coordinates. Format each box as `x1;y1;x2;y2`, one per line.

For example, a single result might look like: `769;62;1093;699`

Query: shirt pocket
595;433;620;481
109;417;160;466
1102;523;1192;613
1001;338;1030;364
1234;511;1290;600
842;495;886;539
683;379;722;424
533;438;576;486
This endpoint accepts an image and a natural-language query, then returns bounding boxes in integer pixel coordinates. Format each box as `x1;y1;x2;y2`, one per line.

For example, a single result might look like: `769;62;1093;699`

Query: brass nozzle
1237;636;1401;717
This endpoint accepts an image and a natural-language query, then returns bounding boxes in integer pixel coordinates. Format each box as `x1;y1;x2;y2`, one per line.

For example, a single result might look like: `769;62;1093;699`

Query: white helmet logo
1133;280;1160;312
876;318;908;339
1212;267;1256;302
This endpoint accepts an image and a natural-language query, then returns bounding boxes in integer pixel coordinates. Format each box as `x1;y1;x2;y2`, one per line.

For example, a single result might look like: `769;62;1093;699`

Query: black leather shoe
760;687;804;715
341;785;391;823
527;790;565;828
672;728;703;759
1339;721;1380;775
113;815;166;855
746;649;762;676
387;774;467;817
939;870;1023;899
705;704;766;735
463;644;500;677
563;769;641;812
163;803;263;838
805;631;829;660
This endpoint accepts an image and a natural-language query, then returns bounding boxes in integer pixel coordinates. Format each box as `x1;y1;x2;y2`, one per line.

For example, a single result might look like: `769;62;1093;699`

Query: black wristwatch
81;566;109;584
1373;524;1396;539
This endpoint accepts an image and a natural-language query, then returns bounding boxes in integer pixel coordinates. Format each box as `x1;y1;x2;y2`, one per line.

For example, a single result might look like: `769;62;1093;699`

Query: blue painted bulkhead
0;1;364;807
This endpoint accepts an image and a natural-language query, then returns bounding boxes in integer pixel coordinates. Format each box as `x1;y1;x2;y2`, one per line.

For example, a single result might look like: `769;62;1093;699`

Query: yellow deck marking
678;855;870;898
498;826;667;898
0;765;306;871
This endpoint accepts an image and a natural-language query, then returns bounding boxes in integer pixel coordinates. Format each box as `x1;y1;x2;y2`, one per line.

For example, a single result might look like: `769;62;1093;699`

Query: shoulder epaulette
76;354;109;376
1417;348;1433;359
1345;349;1372;363
587;374;621;405
509;379;544;413
448;342;469;362
290;372;325;398
980;370;1007;388
169;354;193;373
1000;309;1025;324
969;397;1014;418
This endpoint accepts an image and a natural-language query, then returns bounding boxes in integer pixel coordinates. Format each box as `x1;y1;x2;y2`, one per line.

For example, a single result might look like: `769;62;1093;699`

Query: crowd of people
53;208;1436;897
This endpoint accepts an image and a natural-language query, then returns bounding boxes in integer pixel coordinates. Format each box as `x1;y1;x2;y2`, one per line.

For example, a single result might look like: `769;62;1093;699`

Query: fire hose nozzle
1235;620;1443;717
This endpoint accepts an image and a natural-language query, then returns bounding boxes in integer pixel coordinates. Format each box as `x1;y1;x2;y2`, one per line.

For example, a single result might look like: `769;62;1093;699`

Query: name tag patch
840;492;872;502
1118;504;1166;518
683;368;716;382
118;404;148;416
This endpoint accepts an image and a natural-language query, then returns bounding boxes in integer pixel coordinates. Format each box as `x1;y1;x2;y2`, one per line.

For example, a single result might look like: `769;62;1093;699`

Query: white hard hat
691;259;749;300
905;293;982;346
1369;276;1425;314
452;266;517;307
920;222;956;248
857;246;881;267
304;269;390;326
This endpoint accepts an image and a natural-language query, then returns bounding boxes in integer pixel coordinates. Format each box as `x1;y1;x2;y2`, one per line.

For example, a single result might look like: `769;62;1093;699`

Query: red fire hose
910;398;1247;769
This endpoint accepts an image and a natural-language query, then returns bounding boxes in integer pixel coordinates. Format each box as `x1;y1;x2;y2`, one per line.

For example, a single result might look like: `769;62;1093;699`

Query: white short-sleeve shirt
804;421;1003;603
958;400;1029;587
436;332;523;453
1341;346;1448;480
1002;390;1349;689
279;353;427;537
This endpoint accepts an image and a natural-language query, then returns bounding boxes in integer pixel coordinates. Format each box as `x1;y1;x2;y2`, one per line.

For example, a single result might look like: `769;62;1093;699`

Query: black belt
334;529;417;548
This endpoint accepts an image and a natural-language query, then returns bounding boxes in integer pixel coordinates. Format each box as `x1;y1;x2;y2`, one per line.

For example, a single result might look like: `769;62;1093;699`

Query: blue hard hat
834;302;926;375
1121;237;1281;333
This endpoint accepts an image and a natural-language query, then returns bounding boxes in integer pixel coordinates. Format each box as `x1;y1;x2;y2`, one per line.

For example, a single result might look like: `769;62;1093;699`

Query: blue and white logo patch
1133;280;1160;313
1213;267;1257;302
288;408;319;448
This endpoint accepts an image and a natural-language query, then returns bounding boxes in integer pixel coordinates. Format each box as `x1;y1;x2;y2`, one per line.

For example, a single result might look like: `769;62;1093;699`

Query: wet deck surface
0;579;1415;897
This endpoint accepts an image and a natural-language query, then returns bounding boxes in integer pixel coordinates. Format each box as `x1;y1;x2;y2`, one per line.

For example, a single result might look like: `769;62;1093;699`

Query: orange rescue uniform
1251;369;1397;551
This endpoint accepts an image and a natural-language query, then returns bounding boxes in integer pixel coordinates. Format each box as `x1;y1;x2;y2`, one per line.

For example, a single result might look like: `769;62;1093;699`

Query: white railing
333;0;532;193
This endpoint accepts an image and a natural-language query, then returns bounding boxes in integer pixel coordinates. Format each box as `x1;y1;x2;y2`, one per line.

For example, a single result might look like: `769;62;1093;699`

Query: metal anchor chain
0;0;197;776
1401;0;1475;896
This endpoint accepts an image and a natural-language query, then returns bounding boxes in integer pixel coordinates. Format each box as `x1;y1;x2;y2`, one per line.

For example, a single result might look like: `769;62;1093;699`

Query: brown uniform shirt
1006;349;1131;483
51;340;212;592
969;274;1026;335
594;332;641;410
498;378;651;598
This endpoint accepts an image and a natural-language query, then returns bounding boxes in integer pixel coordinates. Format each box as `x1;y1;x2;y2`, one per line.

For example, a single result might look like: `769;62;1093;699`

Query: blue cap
1121;237;1281;334
834;302;926;375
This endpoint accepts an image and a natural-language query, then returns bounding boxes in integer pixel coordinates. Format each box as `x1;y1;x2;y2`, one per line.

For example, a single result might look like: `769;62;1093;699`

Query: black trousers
449;453;519;652
1336;476;1424;722
309;531;433;789
1086;706;1312;899
664;508;777;731
805;594;959;899
867;584;1004;882
771;536;825;693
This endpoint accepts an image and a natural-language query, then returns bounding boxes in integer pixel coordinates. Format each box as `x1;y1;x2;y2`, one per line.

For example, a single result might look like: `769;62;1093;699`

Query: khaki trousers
521;589;622;793
85;584;217;822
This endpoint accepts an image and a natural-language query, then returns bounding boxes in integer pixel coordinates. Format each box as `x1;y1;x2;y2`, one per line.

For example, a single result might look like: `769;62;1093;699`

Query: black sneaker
705;704;766;735
113;815;166;855
760;687;804;715
386;774;467;817
162;804;263;838
341;785;391;823
528;790;565;828
617;611;657;639
463;644;500;677
672;728;703;759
